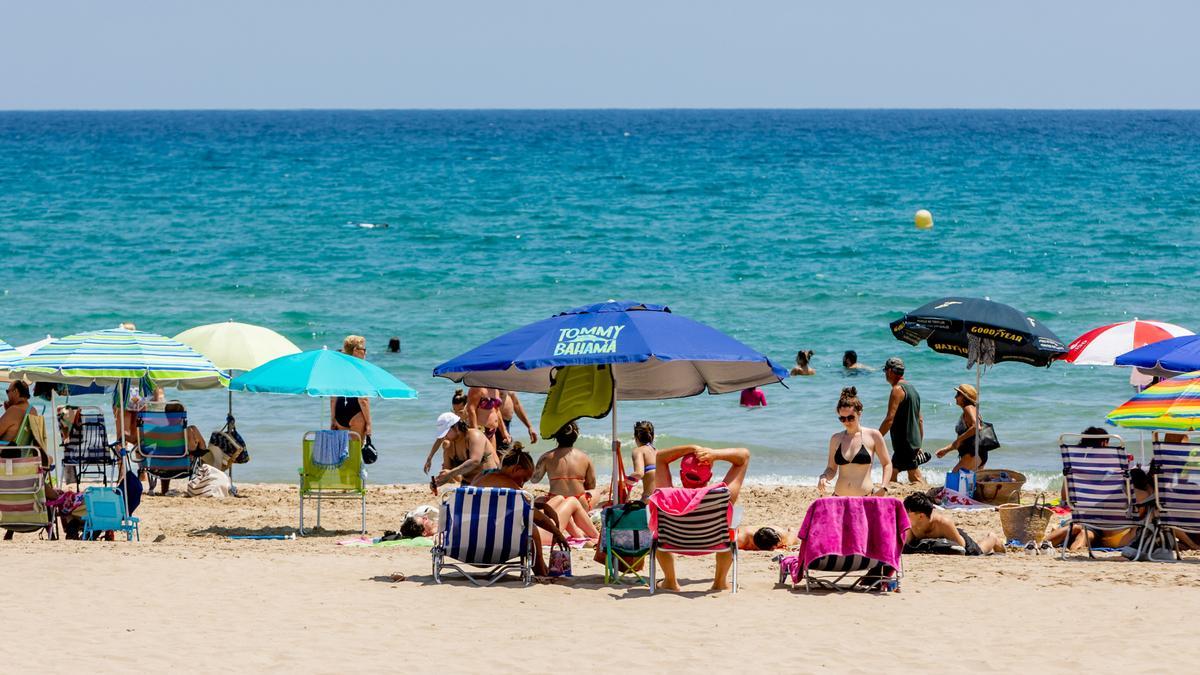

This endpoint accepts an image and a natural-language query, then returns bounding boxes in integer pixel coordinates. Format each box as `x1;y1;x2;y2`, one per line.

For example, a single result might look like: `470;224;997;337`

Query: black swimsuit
334;396;362;426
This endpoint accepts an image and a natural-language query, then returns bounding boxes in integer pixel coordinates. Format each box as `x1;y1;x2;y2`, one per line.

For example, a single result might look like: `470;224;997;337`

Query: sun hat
955;383;978;404
435;412;461;439
680;453;713;488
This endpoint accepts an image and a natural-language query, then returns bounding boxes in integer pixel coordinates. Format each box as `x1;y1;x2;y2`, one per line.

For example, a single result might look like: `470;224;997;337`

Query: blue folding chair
82;486;140;541
432;486;535;586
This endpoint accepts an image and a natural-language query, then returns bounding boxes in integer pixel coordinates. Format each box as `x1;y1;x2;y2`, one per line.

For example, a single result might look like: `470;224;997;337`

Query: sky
2;1;1197;109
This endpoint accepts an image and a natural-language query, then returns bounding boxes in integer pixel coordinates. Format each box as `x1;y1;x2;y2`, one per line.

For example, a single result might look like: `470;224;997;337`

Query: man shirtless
499;390;538;444
903;492;1004;555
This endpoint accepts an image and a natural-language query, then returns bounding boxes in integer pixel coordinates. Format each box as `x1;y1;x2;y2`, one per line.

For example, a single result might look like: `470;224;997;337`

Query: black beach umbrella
889;296;1068;459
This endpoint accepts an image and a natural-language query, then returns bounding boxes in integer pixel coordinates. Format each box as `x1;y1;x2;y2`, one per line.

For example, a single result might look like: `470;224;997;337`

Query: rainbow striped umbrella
10;328;228;389
1107;371;1200;432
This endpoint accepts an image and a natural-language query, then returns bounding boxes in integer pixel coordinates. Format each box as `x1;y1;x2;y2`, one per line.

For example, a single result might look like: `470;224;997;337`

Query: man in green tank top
879;357;925;484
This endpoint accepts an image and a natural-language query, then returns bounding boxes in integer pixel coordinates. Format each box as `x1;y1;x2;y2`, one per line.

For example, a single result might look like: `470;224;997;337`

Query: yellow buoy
914;209;933;230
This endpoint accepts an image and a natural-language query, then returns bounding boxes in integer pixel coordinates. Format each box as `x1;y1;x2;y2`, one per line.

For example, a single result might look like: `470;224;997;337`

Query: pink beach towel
796;496;909;578
646;483;730;542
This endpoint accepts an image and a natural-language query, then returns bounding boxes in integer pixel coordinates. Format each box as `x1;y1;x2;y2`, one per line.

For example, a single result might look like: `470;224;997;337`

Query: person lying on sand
903;492;1004;555
736;526;798;551
653;444;750;591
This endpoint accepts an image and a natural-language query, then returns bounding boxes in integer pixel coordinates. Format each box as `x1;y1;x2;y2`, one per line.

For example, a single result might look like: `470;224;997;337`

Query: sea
3;110;1199;489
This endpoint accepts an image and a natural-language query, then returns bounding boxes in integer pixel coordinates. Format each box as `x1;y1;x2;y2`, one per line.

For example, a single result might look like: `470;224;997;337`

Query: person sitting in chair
652;444;751;591
0;381;31;451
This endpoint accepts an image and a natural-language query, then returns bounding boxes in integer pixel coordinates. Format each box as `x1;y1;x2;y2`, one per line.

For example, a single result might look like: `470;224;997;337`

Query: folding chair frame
60;406;119;490
298;431;366;535
602;504;652;586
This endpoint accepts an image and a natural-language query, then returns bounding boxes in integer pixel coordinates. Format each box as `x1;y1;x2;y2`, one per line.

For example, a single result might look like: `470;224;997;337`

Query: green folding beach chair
299;430;366;535
602;502;652;586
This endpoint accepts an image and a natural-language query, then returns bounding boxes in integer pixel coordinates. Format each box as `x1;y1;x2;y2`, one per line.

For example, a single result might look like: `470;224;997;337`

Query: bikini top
835;433;873;466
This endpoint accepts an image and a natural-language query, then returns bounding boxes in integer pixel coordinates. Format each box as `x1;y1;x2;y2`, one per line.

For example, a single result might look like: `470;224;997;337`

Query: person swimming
842;350;874;374
791;350;815;376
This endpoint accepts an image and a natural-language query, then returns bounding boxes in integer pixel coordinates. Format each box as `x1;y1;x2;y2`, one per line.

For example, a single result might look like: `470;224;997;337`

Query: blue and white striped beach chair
1059;433;1146;558
648;487;738;594
432;486;535;587
1151;441;1200;561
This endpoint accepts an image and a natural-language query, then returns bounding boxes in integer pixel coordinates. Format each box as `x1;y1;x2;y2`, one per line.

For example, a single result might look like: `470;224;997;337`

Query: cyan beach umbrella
230;349;417;399
433;300;788;488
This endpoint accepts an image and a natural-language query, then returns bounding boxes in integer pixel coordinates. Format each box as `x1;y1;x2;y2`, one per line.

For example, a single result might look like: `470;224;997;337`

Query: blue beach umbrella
1114;335;1200;378
229;349;417;399
433;300;787;488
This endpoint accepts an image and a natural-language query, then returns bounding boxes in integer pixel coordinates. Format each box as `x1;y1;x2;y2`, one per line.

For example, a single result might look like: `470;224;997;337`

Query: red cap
680;453;713;488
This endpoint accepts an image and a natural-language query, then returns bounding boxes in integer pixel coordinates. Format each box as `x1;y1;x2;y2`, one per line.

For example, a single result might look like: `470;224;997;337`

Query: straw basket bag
998;495;1053;546
975;469;1026;505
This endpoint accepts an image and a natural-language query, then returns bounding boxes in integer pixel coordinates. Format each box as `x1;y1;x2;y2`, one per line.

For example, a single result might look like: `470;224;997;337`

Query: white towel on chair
313;430;350;467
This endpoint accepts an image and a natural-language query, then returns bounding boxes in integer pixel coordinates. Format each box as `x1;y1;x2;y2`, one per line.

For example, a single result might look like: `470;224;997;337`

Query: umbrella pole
611;379;620;506
974;364;982;466
50;389;61;488
228;383;236;492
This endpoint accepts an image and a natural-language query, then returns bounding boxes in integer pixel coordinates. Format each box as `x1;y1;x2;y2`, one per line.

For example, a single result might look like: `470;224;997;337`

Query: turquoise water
3;110;1199;487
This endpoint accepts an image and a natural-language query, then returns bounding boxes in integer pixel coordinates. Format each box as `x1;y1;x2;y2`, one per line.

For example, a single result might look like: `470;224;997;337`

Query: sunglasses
837;414;856;422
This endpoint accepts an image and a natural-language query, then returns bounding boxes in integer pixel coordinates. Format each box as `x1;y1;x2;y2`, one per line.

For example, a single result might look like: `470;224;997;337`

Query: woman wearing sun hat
935;383;987;471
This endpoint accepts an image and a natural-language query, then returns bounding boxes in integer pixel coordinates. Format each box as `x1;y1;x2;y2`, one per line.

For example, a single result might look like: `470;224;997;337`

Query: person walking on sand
935;384;987;471
878;357;927;484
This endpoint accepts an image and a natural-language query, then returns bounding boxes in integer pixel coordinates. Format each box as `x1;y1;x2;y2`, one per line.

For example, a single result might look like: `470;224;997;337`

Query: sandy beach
5;483;1199;674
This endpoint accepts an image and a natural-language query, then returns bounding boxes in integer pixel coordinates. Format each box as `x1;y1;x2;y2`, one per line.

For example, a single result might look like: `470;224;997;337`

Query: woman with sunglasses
818;387;892;497
331;335;372;440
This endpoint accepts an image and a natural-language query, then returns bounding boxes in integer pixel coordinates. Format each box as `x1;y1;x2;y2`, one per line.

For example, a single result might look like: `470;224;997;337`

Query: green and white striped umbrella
0;339;18;369
10;328;228;389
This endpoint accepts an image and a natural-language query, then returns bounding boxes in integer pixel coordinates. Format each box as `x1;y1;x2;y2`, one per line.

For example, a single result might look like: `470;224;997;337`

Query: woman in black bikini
330;335;371;439
818;387;892;497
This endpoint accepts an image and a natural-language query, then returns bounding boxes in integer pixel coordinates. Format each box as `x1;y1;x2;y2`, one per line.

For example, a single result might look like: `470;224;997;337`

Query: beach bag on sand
998;495;1053;546
186;464;231;499
548;543;572;577
210;416;248;465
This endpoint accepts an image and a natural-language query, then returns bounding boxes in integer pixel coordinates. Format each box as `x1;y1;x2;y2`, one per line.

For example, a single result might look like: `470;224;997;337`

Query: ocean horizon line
3;106;1200;114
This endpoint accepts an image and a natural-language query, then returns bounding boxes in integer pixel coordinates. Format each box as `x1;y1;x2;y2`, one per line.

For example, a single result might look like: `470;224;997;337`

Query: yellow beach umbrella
174;321;300;374
174;321;300;489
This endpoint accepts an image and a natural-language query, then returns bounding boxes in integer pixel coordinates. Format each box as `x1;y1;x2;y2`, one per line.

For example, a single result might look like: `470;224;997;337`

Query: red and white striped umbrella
1065;320;1193;366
